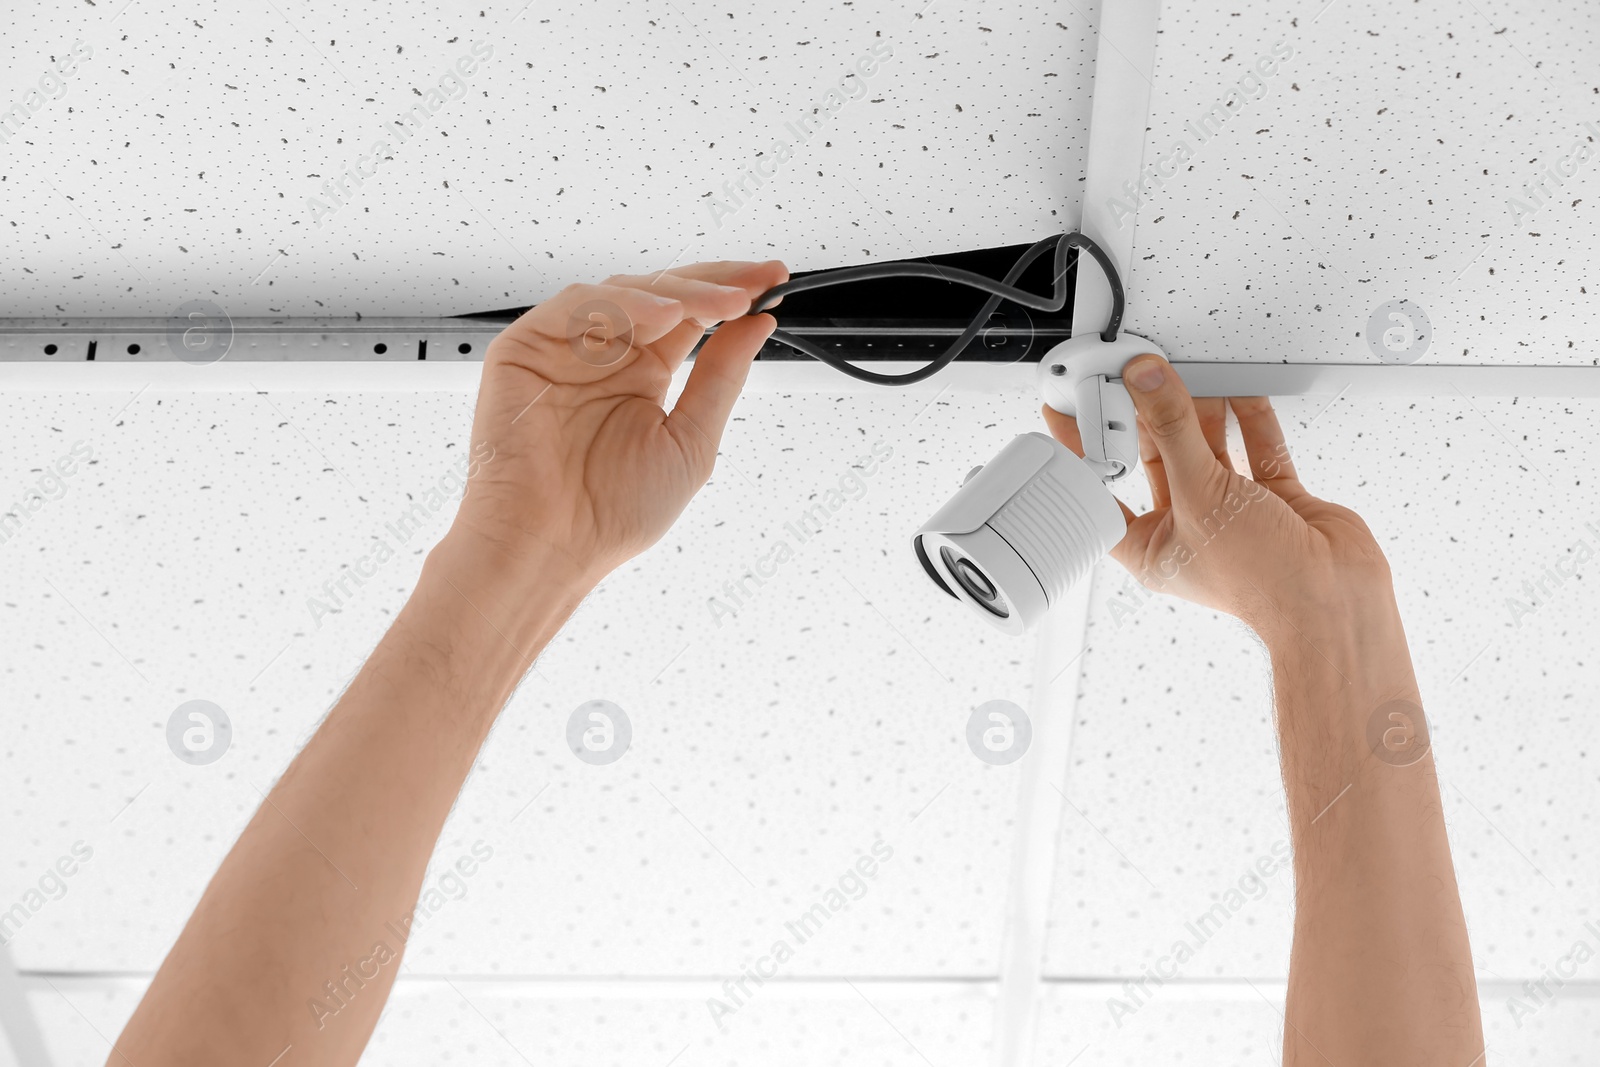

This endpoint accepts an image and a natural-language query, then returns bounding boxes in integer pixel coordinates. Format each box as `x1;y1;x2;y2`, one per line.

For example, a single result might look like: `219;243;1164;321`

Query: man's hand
109;261;787;1067
1042;353;1393;641
452;260;788;590
1045;353;1485;1067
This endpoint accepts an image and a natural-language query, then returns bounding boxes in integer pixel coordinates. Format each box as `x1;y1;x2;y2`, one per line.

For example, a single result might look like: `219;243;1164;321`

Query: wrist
407;528;596;667
1261;590;1419;702
1261;590;1427;817
1249;570;1401;657
436;519;604;601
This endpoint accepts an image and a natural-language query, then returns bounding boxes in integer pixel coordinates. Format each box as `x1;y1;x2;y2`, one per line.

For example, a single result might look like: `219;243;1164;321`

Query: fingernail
1124;357;1164;392
647;293;680;307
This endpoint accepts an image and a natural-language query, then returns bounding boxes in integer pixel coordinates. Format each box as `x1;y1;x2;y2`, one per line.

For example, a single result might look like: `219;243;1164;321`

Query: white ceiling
0;0;1093;317
0;382;1040;977
4;0;1600;1064
1125;0;1600;366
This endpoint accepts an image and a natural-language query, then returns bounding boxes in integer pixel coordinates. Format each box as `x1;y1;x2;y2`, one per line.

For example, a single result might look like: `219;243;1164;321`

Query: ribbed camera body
913;432;1127;635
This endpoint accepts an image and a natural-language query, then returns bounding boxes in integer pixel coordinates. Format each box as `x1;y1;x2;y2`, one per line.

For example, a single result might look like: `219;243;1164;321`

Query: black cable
744;231;1124;386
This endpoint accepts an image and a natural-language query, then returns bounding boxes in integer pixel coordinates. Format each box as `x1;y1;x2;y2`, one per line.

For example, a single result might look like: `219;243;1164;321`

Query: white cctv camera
912;333;1166;635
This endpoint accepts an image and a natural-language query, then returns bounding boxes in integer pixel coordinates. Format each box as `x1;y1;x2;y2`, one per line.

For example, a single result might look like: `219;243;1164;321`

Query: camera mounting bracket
1037;332;1166;483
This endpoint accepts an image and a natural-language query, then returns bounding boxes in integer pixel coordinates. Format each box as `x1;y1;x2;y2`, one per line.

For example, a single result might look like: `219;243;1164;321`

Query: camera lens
956;559;997;600
940;546;1009;619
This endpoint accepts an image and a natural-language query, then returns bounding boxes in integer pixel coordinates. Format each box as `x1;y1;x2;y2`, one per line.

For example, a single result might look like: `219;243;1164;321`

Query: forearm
112;532;592;1067
1262;593;1483;1065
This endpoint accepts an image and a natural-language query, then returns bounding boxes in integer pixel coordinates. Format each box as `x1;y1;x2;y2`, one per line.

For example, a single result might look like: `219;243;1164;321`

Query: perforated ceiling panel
0;0;1095;317
1119;0;1600;366
0;382;1045;981
0;979;997;1067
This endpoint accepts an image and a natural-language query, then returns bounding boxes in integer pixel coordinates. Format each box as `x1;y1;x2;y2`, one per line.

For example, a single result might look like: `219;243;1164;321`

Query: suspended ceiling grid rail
4;324;1600;398
991;0;1167;1064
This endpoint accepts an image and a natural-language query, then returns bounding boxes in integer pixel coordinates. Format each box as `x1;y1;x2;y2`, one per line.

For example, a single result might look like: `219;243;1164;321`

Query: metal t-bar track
1170;362;1600;398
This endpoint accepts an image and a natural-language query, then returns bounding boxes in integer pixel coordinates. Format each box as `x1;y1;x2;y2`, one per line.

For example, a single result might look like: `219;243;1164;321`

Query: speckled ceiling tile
0;382;1046;976
1120;0;1599;365
1030;982;1600;1066
1043;396;1600;985
3;977;995;1067
0;0;1095;317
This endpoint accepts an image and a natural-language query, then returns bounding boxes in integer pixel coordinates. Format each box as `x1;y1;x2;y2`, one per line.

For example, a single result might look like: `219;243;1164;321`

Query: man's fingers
492;283;691;377
1195;397;1232;470
492;263;789;381
595;260;791;372
1120;355;1227;505
667;313;775;471
1106;509;1168;580
1229;396;1307;501
1136;416;1172;511
603;273;758;331
1040;405;1085;454
645;260;790;308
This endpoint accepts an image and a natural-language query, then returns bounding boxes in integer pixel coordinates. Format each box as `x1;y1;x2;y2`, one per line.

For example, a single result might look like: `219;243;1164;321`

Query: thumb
1120;354;1226;505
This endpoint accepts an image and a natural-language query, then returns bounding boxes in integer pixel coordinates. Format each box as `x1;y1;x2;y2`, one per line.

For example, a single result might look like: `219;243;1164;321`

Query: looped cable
744;232;1125;386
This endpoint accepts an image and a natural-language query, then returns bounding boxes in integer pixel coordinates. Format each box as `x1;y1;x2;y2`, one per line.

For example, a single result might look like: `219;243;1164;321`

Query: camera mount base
1036;332;1166;483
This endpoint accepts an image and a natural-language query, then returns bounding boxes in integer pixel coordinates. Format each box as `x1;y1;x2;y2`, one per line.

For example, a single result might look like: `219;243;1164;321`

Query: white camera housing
1037;331;1169;483
913;432;1127;636
913;333;1166;635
